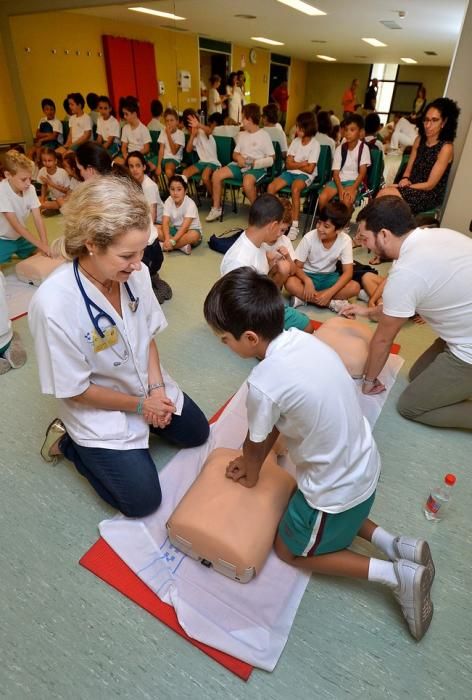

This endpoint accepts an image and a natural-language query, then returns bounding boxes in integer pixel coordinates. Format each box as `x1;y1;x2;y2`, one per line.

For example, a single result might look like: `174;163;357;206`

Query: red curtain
102;35;158;123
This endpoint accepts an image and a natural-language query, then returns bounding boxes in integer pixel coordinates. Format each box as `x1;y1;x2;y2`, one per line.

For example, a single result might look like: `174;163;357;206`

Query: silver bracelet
363;377;377;385
148;382;165;393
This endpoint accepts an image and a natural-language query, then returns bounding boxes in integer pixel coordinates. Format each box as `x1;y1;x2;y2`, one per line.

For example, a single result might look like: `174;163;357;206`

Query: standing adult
356;196;472;431
342;79;359;118
226;72;244;124
29;176;209;517
412;85;427;121
364;78;378;111
271;80;289;129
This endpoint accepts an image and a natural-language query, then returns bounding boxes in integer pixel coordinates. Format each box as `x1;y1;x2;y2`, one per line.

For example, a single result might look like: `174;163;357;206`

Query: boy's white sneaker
290;296;305;309
329;299;350;314
392;537;435;587
180;244;192;255
393;559;433;641
206;207;222;222
288;224;299;241
358;289;370;303
3;332;27;369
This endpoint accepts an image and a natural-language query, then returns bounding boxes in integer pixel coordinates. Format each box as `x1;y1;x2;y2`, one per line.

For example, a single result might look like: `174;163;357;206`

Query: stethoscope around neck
73;258;139;366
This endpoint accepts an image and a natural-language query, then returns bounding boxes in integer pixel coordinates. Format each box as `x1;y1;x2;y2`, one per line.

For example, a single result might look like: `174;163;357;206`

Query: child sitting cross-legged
182;109;221;197
204;266;435;642
206;103;275;222
285;201;360;312
317;113;371;215
159;175;202;255
220;194;312;333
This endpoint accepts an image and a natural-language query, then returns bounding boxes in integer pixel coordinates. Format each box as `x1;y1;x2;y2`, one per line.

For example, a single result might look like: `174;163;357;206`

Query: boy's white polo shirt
121;122;151;153
295;229;353;273
69;113;92;143
0;180;40;240
332;141;371;182
220;232;269;276
247;329;380;513
192;132;220;165
234;129;275;162
97;115;120;141
158;128;185;160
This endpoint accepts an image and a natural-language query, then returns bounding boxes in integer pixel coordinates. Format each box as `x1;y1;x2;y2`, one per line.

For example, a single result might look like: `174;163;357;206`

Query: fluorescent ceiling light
317;55;336;62
362;38;387;47
401;57;417;64
251;36;284;46
128;7;186;21
276;0;326;15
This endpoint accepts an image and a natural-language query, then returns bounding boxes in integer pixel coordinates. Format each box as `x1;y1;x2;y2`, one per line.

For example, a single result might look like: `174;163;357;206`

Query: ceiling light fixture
128;7;186;21
251;36;284;46
276;0;326;16
362;38;387;47
317;55;336;62
401;57;417;64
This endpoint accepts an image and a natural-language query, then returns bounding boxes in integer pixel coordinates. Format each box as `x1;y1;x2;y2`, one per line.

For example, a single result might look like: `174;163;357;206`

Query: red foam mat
79;538;253;680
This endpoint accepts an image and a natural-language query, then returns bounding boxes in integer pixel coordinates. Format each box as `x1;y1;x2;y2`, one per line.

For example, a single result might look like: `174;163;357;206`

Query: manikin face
41;152;57;172
87;229;149;283
6;169;32;194
98;101;112;119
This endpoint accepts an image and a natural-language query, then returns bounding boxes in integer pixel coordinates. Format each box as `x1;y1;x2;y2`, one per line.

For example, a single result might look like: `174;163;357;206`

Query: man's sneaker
3;332;27;369
393;559;434;641
358;289;370;303
290;296;305;309
206;207;222;222
329;299;350;314
151;275;173;303
393;536;435;587
287;224;299;241
180;244;192;255
0;357;11;375
41;418;66;464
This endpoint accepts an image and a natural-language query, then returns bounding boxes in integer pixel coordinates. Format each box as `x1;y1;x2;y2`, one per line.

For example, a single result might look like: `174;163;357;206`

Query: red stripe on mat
310;320;400;354
79;538;252;680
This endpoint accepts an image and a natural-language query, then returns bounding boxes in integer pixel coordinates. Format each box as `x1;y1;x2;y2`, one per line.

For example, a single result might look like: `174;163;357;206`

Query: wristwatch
170;239;176;247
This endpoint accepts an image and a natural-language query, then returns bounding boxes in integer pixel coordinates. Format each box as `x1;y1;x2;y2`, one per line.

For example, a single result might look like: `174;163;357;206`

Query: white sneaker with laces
329;299;350;314
290;296;305;309
206;207;222;222
180;244;192;255
393;559;434;641
287;224;299;241
393;537;435;586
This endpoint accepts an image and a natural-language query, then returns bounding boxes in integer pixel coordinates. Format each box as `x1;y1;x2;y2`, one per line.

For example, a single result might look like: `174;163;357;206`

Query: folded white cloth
99;353;404;671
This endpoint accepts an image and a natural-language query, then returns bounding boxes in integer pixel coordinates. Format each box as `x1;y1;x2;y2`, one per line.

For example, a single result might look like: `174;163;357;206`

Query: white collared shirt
29;263;183;449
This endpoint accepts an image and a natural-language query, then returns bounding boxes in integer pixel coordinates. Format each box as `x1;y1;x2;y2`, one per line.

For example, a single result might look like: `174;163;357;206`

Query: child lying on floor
204;266;435;642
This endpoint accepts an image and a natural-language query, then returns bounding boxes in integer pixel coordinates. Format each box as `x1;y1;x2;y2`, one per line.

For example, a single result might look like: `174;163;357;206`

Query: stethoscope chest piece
128;298;139;313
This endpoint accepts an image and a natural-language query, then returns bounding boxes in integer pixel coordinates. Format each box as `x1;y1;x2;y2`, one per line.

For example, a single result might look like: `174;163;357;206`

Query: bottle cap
445;473;456;485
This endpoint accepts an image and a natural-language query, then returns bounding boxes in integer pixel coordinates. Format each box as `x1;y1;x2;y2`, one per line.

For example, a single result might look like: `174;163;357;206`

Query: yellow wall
305;62;371;119
8;10;200;138
0;32;22;142
287;57;308;131
232;44;270;107
397;65;449;101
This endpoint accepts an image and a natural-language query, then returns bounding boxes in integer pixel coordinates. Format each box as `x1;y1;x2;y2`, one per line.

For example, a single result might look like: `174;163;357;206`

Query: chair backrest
62;119;69;143
367;148;384;193
272;141;284;178
214;136;235;167
149;129;160;157
316;145;332;185
393;152;410;184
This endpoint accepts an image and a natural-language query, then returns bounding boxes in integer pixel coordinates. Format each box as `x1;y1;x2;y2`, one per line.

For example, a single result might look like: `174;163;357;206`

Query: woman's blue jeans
59;393;210;517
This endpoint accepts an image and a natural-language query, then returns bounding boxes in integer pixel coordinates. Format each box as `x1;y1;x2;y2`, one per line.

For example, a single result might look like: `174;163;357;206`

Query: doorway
269;63;289;103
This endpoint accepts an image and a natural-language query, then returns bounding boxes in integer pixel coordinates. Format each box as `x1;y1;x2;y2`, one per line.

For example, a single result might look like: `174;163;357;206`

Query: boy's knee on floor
121;485;162;518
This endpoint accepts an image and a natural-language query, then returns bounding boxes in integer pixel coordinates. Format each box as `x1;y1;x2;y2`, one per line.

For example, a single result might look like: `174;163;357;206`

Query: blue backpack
208;228;243;254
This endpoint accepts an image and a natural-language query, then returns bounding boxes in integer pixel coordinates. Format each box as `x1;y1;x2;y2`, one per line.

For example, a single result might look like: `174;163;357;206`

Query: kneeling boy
204;267;435;642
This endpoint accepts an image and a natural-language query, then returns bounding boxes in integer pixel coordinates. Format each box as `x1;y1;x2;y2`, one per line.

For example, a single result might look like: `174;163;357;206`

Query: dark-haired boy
220;194;312;333
204;267;435;642
318;113;371;213
29;99;64;164
207;103;275;221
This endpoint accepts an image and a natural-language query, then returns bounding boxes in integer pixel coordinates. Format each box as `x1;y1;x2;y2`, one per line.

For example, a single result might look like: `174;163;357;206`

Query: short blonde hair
56;175;150;260
2;149;34;175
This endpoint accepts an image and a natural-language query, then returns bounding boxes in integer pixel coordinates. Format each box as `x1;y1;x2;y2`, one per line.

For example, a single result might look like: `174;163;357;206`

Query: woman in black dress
377;97;460;215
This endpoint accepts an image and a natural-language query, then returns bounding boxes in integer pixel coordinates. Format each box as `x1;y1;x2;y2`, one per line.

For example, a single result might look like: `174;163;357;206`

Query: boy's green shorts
278;488;376;556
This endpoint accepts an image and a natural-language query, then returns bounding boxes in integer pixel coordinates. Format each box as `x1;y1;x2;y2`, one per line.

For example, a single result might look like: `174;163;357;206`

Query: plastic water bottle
199;109;206;125
424;473;457;521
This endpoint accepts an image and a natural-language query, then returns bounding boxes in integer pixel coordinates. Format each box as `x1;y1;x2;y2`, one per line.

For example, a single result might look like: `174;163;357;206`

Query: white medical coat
29;262;183;449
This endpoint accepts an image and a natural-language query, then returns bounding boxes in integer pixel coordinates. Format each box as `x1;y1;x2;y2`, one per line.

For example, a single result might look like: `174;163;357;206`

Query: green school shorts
306;271;340;290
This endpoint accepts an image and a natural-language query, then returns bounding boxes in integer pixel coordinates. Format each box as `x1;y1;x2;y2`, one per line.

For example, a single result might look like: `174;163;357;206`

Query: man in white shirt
203;267;435;641
357;196;472;430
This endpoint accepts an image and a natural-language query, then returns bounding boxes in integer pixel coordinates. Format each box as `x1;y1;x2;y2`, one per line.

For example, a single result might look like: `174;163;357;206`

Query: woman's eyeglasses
423;117;441;124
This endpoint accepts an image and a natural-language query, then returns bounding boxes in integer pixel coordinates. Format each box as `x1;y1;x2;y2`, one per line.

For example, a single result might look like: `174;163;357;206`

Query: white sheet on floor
3;272;36;320
99;353;404;671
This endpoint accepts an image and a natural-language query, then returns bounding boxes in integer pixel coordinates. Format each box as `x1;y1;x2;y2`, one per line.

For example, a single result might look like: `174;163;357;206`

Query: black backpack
208;228;244;254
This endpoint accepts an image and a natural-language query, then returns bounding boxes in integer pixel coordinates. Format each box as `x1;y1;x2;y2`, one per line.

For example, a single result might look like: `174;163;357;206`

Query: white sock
368;558;398;588
371;526;397;560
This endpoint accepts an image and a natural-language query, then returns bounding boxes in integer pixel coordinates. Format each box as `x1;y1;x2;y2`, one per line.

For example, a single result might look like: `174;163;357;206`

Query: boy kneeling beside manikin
204;267;435;641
